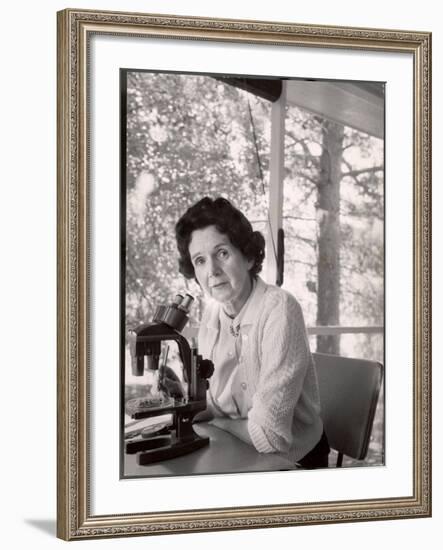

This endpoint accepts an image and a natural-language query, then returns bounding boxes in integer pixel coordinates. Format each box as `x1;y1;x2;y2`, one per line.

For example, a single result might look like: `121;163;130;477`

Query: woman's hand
158;366;185;399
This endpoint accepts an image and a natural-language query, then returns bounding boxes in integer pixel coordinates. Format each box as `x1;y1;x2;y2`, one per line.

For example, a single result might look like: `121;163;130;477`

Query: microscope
125;294;214;465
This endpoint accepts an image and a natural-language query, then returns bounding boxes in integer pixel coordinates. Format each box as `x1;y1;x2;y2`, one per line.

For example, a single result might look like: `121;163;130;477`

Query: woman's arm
247;292;312;453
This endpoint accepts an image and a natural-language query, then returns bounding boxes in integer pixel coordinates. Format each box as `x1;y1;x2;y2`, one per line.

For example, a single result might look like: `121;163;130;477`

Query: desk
123;422;296;478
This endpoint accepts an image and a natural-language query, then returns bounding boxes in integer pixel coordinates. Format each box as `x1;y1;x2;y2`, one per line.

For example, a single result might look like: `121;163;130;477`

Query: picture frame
57;7;431;540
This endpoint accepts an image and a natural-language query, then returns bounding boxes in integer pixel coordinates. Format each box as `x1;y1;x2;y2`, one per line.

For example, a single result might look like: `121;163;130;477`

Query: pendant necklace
224;309;240;338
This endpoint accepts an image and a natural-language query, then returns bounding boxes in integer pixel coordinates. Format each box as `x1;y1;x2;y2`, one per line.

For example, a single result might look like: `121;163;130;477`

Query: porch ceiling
217;76;384;139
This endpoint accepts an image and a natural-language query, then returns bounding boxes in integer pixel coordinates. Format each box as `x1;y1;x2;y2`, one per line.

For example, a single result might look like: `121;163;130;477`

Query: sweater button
241;382;247;390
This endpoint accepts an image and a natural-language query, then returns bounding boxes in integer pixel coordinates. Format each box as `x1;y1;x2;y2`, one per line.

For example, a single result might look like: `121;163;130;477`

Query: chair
313;352;383;467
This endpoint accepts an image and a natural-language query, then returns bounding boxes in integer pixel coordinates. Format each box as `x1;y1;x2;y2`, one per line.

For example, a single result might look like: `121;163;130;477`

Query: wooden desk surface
123;422;295;478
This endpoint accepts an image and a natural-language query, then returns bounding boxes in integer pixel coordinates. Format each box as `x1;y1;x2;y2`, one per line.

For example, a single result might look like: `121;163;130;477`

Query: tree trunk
316;120;344;355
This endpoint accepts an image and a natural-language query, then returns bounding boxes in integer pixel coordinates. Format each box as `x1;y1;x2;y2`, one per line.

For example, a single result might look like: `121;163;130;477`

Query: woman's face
188;225;253;316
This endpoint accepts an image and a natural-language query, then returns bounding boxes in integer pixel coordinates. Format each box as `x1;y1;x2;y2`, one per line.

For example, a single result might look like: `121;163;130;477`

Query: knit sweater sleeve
247;292;312;454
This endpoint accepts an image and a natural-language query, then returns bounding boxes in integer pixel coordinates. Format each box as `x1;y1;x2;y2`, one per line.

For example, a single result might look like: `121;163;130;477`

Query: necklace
229;322;240;338
223;308;240;338
223;308;235;320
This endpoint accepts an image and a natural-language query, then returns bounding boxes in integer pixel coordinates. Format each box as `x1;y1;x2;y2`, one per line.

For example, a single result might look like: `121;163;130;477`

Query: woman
174;196;329;468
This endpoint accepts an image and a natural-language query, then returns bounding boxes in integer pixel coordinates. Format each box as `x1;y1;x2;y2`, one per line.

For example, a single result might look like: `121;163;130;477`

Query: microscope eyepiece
177;293;194;313
172;294;184;306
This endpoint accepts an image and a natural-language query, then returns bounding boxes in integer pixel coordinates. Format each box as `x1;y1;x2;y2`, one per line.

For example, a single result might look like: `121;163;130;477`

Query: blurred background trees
125;71;384;363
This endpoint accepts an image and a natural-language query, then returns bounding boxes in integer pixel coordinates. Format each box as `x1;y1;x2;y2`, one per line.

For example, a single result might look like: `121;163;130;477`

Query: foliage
125;72;384;362
125;72;270;328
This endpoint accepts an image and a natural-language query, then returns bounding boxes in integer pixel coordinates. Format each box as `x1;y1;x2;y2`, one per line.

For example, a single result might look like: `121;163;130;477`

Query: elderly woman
174;196;329;468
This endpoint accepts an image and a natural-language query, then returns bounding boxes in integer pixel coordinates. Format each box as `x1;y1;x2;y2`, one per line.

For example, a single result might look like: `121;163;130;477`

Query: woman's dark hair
175;197;265;280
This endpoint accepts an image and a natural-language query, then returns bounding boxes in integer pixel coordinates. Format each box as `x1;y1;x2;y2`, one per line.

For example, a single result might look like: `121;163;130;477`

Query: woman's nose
208;257;221;276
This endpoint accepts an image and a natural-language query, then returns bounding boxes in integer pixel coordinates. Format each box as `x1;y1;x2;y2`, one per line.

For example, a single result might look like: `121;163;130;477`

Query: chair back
313;352;383;464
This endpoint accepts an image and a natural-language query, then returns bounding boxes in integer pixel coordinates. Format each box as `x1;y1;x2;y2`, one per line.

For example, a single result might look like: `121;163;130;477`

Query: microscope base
133;434;210;465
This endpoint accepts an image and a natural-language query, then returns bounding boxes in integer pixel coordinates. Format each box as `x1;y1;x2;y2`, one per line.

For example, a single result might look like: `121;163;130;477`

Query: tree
125;72;270;328
316;120;344;354
283;106;383;359
125;73;384;362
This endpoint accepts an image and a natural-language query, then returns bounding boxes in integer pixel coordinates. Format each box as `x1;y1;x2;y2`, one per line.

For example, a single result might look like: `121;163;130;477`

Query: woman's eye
194;257;204;266
217;249;229;259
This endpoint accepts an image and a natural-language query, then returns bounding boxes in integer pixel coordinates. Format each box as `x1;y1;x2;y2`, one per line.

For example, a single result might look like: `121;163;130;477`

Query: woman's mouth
211;282;228;289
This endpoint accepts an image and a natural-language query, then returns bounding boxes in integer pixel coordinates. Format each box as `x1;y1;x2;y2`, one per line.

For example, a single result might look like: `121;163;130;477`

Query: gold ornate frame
57;8;431;540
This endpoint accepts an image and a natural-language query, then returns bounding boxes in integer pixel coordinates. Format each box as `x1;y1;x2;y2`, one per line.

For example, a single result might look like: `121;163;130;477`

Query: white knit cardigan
198;277;324;462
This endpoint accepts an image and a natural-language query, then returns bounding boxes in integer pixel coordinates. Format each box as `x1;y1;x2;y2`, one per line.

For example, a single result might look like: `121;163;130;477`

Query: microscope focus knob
198;358;214;379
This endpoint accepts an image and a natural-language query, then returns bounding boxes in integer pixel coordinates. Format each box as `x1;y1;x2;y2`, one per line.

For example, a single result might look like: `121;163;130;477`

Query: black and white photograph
54;6;432;541
1;0;439;545
121;71;385;478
